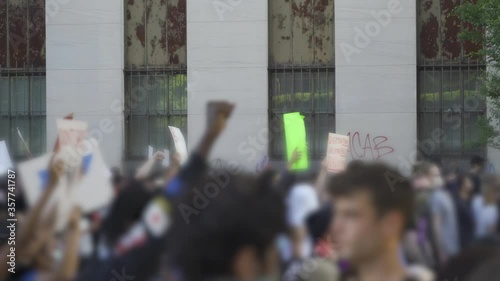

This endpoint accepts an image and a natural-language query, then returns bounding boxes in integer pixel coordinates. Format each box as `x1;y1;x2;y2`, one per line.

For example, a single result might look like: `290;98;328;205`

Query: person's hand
153;151;165;162
287;148;302;169
18;207;57;266
172;152;181;166
48;159;65;188
321;158;328;171
206;101;235;139
67;207;81;230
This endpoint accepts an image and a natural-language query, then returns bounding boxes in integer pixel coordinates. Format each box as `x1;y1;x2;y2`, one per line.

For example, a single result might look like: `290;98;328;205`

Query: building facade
1;0;497;174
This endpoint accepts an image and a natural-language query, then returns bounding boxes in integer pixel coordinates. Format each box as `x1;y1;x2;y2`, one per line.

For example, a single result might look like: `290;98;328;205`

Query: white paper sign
162;149;170;167
148;145;154;159
56;119;88;151
18;139;113;231
0;141;13;175
74;142;113;212
168;126;188;164
326;133;350;173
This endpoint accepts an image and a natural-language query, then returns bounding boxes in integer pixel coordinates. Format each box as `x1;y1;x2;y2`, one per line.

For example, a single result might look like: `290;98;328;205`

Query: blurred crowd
0;101;499;281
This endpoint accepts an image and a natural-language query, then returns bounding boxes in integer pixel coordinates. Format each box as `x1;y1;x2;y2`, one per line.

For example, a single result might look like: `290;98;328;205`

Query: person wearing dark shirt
453;174;476;250
76;101;236;281
470;155;486;195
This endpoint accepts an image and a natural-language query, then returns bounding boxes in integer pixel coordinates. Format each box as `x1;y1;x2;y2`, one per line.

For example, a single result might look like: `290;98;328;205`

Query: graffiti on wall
347;132;394;161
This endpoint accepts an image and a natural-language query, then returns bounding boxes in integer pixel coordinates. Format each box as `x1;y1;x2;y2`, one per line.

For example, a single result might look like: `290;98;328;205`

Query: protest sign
326;133;350;173
19;138;113;231
148;145;154;159
162;149;170;167
283;112;308;170
168;126;188;164
0;141;13;176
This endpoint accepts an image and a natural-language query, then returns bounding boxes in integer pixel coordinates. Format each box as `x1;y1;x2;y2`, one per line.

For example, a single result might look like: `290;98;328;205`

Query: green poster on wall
283;112;308;170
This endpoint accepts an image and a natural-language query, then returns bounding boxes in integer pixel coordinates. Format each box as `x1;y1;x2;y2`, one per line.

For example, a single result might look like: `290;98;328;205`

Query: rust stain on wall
8;0;28;68
135;24;145;47
270;0;333;65
420;15;439;59
147;0;167;65
28;0;46;67
126;0;186;67
126;0;145;66
418;0;483;64
442;0;461;60
0;1;7;67
167;0;186;65
291;0;312;18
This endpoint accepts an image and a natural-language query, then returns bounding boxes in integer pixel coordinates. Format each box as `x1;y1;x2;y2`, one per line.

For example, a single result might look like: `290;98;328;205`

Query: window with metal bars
269;0;335;160
0;0;46;160
124;0;187;160
417;0;486;158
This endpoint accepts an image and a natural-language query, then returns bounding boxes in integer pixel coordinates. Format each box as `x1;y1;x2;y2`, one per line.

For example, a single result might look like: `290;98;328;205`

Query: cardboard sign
56;119;88;151
168;126;188;164
326;133;350;173
18;139;113;231
283;112;308;170
0;141;13;176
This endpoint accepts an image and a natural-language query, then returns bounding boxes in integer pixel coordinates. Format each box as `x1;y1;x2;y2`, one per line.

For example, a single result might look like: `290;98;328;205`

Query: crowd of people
0;101;499;281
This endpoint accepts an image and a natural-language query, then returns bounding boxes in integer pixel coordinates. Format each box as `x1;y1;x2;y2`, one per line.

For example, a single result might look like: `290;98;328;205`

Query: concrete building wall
335;0;417;175
41;0;496;173
46;0;124;167
186;0;269;170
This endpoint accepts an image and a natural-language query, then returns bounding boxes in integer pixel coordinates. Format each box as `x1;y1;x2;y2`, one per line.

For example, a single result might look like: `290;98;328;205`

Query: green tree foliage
456;0;500;148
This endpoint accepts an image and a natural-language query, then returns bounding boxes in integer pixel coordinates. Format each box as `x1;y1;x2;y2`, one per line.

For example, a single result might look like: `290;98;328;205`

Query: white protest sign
56;119;88;152
162;149;170;167
0;141;13;175
148;146;154;159
168;126;188;164
18;153;70;231
18;138;113;231
73;141;113;212
326;133;350;173
56;119;89;188
18;153;54;208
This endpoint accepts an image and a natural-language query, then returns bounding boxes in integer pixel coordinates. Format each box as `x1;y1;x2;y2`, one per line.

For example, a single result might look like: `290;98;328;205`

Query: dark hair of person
457;174;474;190
440;244;499;281
166;169;286;280
470;155;486;168
306;203;333;242
110;166;124;187
465;253;500;281
101;179;155;247
328;161;414;231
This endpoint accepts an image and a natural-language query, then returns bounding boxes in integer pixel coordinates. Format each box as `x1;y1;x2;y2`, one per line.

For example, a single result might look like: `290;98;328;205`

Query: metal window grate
268;67;335;160
124;68;187;160
268;0;335;160
124;0;187;160
0;0;46;160
417;0;486;159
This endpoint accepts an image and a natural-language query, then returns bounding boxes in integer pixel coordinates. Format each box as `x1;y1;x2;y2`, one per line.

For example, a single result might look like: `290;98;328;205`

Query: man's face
428;165;442;188
331;190;385;263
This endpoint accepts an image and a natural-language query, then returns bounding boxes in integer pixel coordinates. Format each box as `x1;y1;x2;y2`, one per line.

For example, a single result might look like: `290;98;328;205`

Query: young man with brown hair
329;161;419;281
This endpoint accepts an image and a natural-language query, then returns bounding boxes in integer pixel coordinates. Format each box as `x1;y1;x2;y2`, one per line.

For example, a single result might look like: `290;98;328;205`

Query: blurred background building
0;0;497;173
